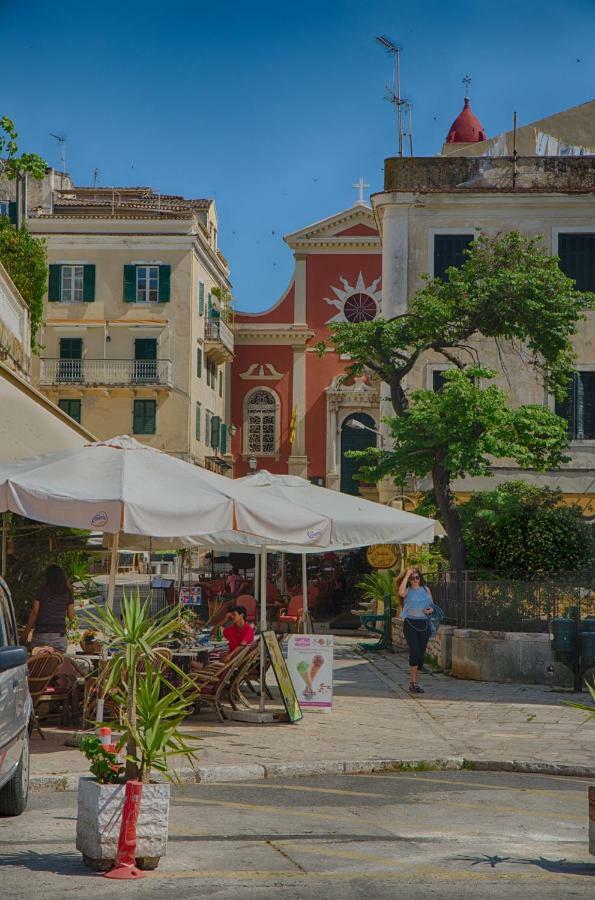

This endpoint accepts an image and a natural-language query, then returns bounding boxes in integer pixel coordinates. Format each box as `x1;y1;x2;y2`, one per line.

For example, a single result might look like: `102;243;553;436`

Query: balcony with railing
204;315;234;363
39;358;173;388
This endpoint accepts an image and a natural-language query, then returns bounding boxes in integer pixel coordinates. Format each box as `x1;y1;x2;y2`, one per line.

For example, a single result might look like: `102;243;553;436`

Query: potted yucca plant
75;590;199;871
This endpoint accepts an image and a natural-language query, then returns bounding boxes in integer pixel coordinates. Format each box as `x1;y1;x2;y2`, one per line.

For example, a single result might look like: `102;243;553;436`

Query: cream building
24;181;233;470
372;100;595;514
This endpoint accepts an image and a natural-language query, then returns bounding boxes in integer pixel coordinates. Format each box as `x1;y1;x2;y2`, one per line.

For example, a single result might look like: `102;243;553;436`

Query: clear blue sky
4;0;594;311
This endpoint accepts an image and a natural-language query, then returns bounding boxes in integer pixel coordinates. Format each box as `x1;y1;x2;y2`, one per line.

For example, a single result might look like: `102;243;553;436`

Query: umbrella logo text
92;512;109;527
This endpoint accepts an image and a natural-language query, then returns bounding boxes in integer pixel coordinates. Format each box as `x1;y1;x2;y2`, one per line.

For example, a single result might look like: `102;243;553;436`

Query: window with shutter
58;398;82;423
219;369;223;397
60;265;84;303
48;264;61;302
196;346;202;378
83;265;96;302
133;399;157;435
211;415;221;449
195;402;201;441
555;372;595;439
198;281;205;315
220;423;227;454
433;235;474;280
158;265;171;302
205;410;212;447
135;266;159;302
558;234;595;292
123;265;136;302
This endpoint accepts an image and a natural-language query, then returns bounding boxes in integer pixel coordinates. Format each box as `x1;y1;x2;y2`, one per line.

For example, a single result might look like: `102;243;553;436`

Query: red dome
445;98;487;143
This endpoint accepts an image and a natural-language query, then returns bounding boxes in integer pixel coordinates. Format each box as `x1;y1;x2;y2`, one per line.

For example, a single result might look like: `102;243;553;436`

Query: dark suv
0;577;30;816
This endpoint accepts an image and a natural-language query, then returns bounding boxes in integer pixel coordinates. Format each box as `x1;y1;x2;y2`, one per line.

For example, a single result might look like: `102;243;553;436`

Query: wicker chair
190;642;258;722
27;651;64;739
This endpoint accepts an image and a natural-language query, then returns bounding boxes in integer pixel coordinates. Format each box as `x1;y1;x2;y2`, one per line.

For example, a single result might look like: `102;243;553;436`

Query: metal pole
106;531;120;612
259;547;267;714
301;553;308;634
396;49;403;157
1;512;9;579
280;553;286;594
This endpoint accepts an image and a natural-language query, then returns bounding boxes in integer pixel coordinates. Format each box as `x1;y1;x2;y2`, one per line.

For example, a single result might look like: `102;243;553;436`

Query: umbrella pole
259;547;267;714
301;553;308;634
1;512;9;580
97;531;120;724
106;531;120;612
280;553;286;594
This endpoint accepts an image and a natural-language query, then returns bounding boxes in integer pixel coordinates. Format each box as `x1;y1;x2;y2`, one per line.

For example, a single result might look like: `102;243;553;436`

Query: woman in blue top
398;567;434;694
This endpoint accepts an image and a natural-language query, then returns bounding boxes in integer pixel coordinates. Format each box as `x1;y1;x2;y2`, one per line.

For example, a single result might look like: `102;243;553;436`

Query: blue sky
4;0;594;311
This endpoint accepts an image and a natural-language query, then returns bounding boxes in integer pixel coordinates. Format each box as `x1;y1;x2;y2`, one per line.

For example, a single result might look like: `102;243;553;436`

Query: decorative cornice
239;363;284;381
233;324;315;347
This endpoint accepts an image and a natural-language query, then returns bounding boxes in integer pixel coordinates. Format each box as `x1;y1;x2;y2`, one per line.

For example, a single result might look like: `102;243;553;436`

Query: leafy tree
0;115;47;180
319;232;593;578
0;218;47;347
457;481;594;577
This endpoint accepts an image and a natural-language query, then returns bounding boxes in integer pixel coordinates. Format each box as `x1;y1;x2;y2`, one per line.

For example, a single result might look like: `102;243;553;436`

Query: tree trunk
431;460;467;586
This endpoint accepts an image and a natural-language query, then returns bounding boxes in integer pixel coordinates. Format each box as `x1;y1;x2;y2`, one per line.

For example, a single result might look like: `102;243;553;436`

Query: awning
0;361;95;462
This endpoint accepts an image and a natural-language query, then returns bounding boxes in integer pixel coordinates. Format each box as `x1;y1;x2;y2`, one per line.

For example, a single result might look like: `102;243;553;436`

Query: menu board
261;631;303;723
287;634;333;710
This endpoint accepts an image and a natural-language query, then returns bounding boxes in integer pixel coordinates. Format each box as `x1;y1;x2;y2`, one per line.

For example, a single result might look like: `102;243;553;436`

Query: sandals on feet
409;682;424;694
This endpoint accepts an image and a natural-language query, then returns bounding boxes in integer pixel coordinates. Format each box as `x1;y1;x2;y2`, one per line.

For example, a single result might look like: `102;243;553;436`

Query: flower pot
76;776;170;871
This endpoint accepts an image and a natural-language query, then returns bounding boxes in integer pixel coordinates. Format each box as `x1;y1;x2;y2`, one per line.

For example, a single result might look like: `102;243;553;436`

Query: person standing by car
21;565;75;653
398;567;434;694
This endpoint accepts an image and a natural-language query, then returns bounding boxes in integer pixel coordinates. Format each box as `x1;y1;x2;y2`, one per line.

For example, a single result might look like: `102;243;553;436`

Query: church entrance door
340;413;376;495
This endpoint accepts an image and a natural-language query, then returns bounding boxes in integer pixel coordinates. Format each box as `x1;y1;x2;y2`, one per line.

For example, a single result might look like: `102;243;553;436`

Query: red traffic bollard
104;780;145;880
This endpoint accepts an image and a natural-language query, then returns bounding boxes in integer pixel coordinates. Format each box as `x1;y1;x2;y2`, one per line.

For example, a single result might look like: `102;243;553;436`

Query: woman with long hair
22;565;75;653
398;566;435;694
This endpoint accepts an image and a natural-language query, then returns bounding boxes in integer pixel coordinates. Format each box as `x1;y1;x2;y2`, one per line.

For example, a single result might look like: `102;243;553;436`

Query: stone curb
29;755;595;792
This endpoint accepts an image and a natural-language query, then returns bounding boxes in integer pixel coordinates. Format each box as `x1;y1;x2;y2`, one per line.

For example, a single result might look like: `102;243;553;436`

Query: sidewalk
30;638;595;788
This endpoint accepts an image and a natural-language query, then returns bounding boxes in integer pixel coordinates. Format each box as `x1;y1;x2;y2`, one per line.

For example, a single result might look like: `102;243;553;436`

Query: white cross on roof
352;176;370;204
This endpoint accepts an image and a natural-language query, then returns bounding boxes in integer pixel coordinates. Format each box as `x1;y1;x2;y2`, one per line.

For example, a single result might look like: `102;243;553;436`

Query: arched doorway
340;412;376;495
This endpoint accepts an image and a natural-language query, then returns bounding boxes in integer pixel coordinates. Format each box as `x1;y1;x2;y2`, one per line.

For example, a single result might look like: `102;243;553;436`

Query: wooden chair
229;642;273;708
190;643;256;722
27;651;64;739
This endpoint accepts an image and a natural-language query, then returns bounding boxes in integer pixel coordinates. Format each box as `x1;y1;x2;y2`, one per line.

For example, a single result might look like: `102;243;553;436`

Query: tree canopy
320;231;593;575
0;115;47;180
0;217;47;347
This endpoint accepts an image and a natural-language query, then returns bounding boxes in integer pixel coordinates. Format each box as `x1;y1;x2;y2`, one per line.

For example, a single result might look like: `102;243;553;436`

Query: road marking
352;772;587;799
231;782;388;799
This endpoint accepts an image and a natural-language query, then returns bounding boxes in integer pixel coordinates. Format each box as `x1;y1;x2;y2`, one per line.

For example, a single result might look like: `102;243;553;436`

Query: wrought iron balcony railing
39;358;173;387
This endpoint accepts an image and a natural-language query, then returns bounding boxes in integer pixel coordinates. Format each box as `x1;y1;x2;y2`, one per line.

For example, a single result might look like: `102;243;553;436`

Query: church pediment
284;204;380;249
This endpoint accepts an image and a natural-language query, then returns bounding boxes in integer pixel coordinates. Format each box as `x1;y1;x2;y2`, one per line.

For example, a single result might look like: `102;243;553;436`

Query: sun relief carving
239;363;284;381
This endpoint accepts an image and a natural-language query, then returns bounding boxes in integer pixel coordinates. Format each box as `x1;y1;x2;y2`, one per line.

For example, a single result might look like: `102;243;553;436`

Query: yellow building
26;183;233;471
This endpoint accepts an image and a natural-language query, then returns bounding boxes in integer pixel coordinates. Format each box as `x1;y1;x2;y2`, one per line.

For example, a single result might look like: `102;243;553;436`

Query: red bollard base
104;864;145;880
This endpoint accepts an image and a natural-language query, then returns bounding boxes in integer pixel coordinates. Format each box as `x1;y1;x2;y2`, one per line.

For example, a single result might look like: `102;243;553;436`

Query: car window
0;583;17;646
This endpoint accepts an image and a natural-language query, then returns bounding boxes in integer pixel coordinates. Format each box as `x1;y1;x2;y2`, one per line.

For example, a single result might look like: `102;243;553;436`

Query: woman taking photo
398;566;434;694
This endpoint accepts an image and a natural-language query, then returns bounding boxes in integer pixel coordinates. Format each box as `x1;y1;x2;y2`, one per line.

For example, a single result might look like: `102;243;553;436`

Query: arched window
245;389;278;455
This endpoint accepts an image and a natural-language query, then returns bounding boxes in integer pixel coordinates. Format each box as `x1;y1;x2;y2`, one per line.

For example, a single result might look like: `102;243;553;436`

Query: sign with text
366;544;400;570
287;634;334;710
262;631;303;723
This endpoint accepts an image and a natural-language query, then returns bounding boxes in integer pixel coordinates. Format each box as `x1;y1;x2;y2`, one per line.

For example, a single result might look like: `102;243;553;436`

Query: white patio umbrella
0;437;333;612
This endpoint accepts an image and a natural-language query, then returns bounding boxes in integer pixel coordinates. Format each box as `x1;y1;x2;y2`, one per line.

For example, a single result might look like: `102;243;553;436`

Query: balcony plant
75;590;199;871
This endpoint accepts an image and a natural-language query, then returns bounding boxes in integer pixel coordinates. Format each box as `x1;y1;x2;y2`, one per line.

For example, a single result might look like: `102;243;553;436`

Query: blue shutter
158;265;171;302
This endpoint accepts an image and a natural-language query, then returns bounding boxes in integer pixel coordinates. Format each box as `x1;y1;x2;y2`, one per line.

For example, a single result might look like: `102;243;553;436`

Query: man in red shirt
223;606;255;657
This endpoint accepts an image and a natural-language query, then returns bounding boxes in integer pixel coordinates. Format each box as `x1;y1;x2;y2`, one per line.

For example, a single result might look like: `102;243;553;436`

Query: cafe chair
190;642;256;722
277;595;305;633
235;594;257;622
27;651;64;739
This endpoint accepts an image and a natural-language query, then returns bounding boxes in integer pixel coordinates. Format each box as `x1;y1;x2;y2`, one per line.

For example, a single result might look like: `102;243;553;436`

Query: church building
230;192;382;496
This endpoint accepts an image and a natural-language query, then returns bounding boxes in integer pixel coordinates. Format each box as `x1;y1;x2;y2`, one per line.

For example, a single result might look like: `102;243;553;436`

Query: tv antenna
376;35;407;156
49;132;67;173
92;167;100;187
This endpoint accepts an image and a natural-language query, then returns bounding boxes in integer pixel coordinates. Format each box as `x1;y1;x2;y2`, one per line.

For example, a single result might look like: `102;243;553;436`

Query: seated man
190;605;255;673
222;605;255;659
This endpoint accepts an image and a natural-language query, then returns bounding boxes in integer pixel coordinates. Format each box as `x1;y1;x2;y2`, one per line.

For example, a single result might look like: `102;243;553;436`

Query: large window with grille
433;234;474;280
246;389;278;455
558;234;595;292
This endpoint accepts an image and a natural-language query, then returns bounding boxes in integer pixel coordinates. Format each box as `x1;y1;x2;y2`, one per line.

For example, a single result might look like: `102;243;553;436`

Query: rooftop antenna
376;34;406;156
49;132;67;173
92;167;100;187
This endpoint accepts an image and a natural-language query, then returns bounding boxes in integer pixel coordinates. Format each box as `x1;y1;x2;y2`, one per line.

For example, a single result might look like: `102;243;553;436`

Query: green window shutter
196;347;202;377
211;415;221;449
48;264;61;302
8;201;17;225
198;281;205;315
195;403;201;441
158;265;171;302
220;423;227;454
207;293;212;317
58;399;82;423
124;265;136;302
218;369;223;397
83;264;96;302
133;399;156;435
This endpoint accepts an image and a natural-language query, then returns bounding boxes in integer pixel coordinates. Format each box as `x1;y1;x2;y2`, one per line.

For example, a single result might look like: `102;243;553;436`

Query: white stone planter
76;776;170;871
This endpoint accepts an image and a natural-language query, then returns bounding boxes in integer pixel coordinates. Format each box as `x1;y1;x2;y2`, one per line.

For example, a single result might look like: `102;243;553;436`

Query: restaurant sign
262;631;303;723
366;543;401;569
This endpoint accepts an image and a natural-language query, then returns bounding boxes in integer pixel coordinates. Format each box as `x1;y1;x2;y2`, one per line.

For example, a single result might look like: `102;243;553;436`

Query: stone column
325;399;339;490
287;344;308;477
